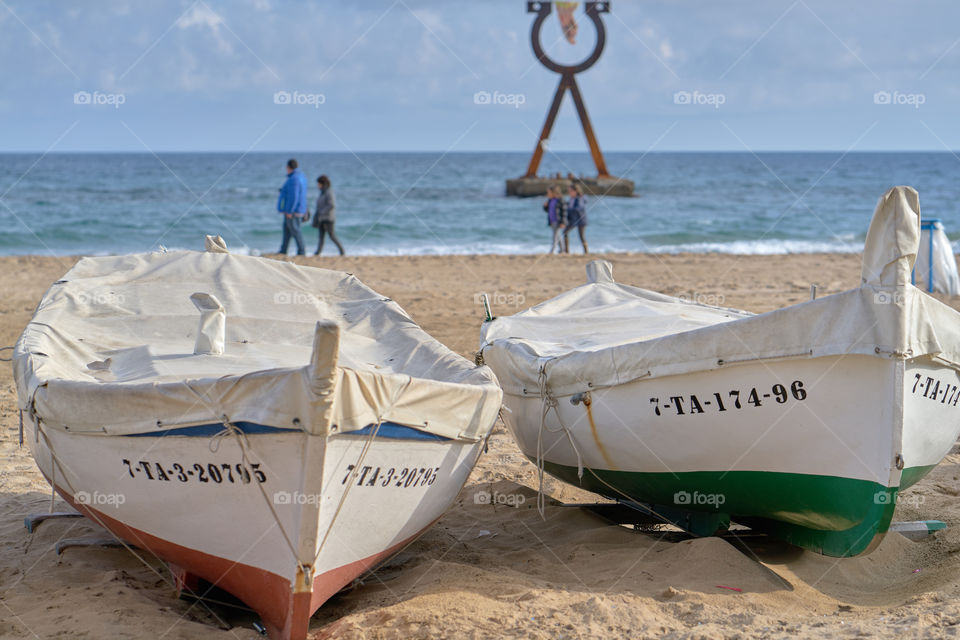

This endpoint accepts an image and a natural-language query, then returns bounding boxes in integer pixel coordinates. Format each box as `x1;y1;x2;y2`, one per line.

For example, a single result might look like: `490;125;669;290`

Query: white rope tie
312;419;382;566
312;380;408;566
212;419;302;567
209;419;250;454
29;413;257;629
36;424;237;616
536;365;583;518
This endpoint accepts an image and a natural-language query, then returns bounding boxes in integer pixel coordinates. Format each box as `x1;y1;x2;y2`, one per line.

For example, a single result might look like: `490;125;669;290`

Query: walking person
276;158;308;256
563;183;589;254
543;186;567;254
312;175;345;256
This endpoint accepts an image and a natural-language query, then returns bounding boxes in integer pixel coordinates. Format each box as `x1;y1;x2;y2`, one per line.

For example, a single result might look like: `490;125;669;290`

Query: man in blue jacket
277;158;309;255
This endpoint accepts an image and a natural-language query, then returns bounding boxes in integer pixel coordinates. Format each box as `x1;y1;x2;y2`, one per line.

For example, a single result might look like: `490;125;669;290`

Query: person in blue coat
276;158;309;255
563;182;588;254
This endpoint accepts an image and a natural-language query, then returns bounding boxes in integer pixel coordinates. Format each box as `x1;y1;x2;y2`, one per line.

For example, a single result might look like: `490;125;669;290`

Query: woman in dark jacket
312;175;345;256
563;183;588;254
543;185;567;254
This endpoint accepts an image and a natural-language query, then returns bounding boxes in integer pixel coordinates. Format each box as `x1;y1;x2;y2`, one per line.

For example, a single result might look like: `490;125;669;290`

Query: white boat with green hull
479;186;960;557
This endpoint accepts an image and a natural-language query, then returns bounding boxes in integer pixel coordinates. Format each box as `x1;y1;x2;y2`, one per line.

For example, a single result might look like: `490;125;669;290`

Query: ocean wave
10;239;876;258
648;239;864;255
256;238;866;256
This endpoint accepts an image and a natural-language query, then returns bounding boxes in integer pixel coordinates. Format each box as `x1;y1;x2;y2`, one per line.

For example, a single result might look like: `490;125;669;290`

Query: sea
1;151;959;257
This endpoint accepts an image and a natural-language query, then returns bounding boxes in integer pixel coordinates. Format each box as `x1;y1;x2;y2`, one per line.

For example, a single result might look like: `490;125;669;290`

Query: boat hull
27;420;482;638
501;354;960;556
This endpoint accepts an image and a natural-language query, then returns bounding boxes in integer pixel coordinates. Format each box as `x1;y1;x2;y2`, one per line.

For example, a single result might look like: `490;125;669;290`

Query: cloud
5;0;960;150
177;2;232;55
177;3;223;30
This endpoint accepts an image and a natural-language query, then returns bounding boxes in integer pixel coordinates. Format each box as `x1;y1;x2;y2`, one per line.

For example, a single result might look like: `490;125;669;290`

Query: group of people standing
276;160;590;257
276;158;346;256
543;183;588;254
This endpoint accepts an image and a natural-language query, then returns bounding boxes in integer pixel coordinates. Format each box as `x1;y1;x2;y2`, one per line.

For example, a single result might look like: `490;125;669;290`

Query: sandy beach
4;251;960;639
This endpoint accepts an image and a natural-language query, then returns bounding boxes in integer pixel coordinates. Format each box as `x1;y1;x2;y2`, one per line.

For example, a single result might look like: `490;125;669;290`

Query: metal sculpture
524;1;610;179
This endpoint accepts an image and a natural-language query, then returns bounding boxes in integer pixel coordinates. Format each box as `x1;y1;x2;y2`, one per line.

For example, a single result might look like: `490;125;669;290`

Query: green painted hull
900;464;937;489
542;460;903;557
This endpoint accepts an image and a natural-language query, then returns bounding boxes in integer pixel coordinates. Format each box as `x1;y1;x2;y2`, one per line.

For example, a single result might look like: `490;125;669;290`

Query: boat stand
566;501;947;543
562;500;729;537
24;511;84;533
889;520;947;541
55;537;125;555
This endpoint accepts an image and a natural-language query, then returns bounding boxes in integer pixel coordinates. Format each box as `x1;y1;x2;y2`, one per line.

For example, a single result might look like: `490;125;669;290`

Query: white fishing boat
14;238;501;639
479;186;960;557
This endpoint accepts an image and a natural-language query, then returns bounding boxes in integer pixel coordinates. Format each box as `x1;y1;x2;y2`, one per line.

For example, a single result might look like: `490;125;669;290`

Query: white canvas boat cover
481;187;960;396
913;219;960;295
15;244;501;440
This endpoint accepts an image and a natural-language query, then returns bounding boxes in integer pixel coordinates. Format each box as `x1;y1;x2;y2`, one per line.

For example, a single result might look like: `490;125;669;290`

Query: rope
212;419;302;568
532;368;682;530
0;346;13;361
30;411;254;631
312;419;382;566
177;375;306;572
311;379;410;567
34;425;235;624
582;467;676;527
535;364;583;518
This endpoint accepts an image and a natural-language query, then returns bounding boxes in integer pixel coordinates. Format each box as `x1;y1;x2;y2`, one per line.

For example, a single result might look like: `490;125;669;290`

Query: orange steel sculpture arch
524;1;611;179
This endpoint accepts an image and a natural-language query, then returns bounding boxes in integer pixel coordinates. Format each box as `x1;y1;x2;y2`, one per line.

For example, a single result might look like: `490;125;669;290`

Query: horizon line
0;149;956;154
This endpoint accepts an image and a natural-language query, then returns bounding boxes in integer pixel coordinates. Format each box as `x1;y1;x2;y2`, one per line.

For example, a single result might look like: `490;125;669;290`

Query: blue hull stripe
350;423;449;441
126;422;297;438
124;421;449;441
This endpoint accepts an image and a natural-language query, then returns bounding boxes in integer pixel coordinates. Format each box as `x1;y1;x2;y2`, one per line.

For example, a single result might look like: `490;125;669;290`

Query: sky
2;0;960;152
